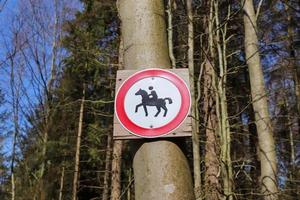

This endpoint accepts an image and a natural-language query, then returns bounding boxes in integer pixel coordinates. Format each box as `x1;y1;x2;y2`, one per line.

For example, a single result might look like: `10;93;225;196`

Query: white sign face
124;77;182;129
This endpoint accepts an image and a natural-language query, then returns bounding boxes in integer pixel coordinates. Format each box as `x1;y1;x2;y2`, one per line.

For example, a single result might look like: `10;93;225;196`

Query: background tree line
0;0;299;199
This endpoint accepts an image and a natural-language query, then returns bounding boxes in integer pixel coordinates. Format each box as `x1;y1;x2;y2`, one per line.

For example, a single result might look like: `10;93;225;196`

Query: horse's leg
135;103;143;113
162;104;168;117
143;105;148;116
154;106;161;117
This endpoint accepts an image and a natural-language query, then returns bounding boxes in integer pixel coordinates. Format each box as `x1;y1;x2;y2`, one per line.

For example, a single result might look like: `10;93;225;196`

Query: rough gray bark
118;0;195;199
242;0;278;199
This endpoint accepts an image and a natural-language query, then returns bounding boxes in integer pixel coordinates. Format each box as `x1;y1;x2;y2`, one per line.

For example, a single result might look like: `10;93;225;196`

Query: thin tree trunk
58;166;65;200
242;0;278;198
167;0;176;68
40;2;60;198
72;87;85;200
203;60;221;200
187;0;201;198
203;1;222;199
101;132;112;200
285;1;299;164
214;2;233;198
110;23;124;200
285;1;300;124
10;59;18;200
110;140;122;200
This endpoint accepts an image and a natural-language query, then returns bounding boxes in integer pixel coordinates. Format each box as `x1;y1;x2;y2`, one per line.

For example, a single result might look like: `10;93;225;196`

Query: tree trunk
58;166;65;200
72;87;85;200
214;1;233;198
110;22;124;200
118;0;195;199
187;0;201;198
101;132;112;200
242;0;278;198
9;59;18;200
110;140;122;200
203;60;221;200
167;0;176;68
203;1;222;198
285;1;298;165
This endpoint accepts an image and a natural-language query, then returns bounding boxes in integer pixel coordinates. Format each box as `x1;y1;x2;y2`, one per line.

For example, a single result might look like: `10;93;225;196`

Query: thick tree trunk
242;0;278;199
118;0;195;199
72;87;85;200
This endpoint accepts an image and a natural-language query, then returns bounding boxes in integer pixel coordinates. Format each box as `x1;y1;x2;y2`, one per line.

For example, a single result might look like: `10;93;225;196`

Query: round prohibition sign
115;68;191;138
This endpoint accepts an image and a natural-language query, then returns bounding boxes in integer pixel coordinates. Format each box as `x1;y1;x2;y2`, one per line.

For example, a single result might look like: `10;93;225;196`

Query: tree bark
110;140;122;200
72;87;85;200
167;0;176;68
214;2;233;198
242;0;278;198
187;0;201;198
110;23;124;200
101;133;112;200
203;60;221;200
58;166;65;200
118;0;195;199
203;1;222;198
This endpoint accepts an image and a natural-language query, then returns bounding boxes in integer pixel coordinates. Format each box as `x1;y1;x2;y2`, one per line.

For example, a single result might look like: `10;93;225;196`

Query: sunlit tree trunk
118;0;195;199
58;165;65;200
187;0;201;198
242;0;278;198
72;86;85;200
214;2;233;198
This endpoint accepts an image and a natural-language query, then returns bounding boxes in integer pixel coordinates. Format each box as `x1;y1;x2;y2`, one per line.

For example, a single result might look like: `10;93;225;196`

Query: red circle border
115;68;191;138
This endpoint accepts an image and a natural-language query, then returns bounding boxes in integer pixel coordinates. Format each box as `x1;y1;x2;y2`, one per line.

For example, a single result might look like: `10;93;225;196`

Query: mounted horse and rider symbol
135;86;173;117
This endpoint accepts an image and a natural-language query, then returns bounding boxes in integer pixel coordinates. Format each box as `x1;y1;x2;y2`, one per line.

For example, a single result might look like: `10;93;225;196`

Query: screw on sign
115;68;191;138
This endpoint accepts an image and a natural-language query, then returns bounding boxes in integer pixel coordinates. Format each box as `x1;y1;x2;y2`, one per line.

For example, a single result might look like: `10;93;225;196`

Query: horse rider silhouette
135;86;173;117
148;86;158;101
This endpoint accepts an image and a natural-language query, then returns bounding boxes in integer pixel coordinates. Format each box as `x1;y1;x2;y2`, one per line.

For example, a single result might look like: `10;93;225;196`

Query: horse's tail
164;98;173;104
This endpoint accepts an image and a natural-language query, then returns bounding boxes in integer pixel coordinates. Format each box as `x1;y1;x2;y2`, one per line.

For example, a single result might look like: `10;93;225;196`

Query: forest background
0;0;299;200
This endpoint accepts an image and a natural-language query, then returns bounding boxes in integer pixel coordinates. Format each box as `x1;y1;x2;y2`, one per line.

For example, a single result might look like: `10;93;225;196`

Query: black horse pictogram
135;87;173;117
